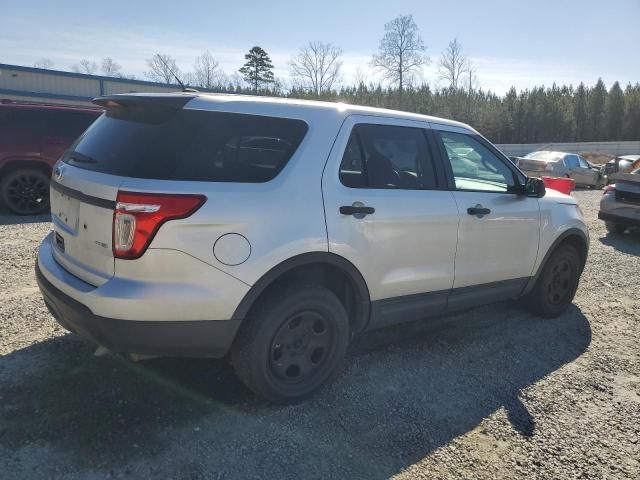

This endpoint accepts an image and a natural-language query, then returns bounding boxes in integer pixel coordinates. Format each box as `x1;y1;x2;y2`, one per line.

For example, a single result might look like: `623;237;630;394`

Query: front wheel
232;286;349;403
521;244;582;318
1;168;50;215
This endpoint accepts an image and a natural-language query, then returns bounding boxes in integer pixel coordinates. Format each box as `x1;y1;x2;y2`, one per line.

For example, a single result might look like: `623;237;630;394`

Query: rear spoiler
92;94;196;109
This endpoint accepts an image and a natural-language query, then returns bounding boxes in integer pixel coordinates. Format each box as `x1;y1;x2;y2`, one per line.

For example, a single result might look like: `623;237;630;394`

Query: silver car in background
599;168;640;234
517;151;604;189
602;155;640;184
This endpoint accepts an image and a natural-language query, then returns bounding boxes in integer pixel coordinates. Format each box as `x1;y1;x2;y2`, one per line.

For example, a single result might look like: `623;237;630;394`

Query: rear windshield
64;108;308;183
523;151;562;162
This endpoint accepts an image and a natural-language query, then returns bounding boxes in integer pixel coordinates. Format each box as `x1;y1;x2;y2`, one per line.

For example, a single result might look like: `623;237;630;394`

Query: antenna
154;54;197;93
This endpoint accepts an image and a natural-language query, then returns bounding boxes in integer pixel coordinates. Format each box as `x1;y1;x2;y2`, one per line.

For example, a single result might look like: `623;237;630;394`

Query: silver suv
36;93;589;403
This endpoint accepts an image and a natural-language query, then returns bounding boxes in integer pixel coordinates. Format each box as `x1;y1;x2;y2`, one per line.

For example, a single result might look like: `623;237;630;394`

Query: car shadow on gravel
0;208;50;225
599;229;640;255
0;302;591;478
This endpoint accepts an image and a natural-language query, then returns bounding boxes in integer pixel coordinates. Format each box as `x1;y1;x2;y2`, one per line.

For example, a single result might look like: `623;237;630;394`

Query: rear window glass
524;151;562;162
64;108;308;183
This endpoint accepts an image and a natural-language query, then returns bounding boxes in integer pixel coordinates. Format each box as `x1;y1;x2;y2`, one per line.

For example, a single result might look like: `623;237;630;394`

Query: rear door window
65;108;308;183
339;124;436;189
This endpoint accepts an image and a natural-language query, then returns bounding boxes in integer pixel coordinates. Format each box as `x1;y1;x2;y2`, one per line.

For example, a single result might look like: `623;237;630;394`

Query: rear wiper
66;152;98;164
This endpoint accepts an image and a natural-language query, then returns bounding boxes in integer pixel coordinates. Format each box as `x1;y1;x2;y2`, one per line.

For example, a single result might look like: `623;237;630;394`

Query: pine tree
624;83;640;140
239;46;275;94
606;81;625;140
588;78;607;140
573;83;588;141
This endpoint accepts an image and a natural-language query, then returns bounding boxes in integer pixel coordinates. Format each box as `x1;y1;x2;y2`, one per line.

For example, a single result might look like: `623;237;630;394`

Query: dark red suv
0;100;102;214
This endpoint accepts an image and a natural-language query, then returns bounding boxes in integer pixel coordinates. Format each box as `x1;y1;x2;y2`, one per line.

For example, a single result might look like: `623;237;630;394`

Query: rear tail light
113;191;206;259
603;184;616;195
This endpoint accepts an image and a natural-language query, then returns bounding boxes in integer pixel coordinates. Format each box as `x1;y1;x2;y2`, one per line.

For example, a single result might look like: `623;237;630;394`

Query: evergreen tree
239;46;275;94
573;83;588;141
624;83;640;141
588;78;607;141
606;82;625;140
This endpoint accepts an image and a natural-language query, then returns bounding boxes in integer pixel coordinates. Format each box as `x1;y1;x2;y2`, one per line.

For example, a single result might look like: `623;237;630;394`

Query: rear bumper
36;258;241;358
598;210;640;227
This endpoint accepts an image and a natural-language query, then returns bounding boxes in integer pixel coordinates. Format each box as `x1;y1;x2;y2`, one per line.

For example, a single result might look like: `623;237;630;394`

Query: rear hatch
50;167;121;285
610;173;640;205
48;93;308;285
49;95;196;286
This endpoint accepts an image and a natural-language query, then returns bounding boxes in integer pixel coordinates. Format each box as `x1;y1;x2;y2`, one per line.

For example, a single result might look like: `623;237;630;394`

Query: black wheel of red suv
1;168;50;215
521;244;582;318
232;286;349;403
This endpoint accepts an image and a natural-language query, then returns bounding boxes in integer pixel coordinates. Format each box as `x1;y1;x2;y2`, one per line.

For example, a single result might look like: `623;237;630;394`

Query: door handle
467;205;491;216
340;205;375;216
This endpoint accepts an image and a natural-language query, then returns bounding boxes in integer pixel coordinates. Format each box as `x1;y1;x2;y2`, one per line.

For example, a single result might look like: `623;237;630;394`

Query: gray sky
2;0;638;94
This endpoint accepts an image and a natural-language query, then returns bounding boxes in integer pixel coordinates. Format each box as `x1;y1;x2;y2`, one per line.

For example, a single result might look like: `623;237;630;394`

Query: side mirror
524;177;546;198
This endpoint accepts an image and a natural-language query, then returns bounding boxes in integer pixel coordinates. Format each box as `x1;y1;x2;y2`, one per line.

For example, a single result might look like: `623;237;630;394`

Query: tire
521;244;582;318
232;285;350;403
605;221;626;234
0;168;50;215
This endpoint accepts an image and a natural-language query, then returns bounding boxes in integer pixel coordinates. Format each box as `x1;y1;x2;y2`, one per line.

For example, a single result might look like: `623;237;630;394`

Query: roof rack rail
0;98;103;109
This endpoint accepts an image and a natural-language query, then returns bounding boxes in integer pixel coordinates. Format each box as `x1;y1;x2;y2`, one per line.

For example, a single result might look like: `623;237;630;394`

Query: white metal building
0;63;216;106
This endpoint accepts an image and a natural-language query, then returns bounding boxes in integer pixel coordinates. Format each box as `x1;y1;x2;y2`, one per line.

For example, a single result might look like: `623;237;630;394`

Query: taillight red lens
113;191;206;259
603;184;616;195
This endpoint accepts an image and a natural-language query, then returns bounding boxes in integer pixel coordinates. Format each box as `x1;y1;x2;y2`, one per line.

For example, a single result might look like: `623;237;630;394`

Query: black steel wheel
1;169;50;215
269;310;335;383
521;244;582;318
232;286;349;403
545;258;574;306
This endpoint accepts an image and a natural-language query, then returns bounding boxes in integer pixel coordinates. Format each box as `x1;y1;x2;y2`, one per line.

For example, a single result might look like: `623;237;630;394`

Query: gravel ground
0;190;638;479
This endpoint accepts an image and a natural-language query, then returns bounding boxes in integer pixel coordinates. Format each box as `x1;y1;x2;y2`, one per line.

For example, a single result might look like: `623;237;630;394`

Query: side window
564;155;579;168
339;133;366;188
47;112;99;138
339;124;436;189
3;109;46;146
437;131;516;193
577;156;589;168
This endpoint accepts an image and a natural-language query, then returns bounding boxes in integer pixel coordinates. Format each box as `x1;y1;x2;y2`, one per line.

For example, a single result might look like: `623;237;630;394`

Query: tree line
30;13;639;143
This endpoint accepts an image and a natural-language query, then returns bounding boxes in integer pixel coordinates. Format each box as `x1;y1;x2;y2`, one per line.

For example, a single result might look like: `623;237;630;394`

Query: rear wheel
1;168;50;215
605;221;627;234
232;286;349;403
521;244;582;318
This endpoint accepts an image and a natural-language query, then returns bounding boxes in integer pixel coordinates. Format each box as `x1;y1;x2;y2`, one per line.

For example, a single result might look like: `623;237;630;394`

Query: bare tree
191;51;220;88
145;54;180;84
101;57;122;77
438;38;469;90
289;41;343;95
352;67;369;88
70;59;98;74
371;14;429;95
34;58;54;69
466;63;479;94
